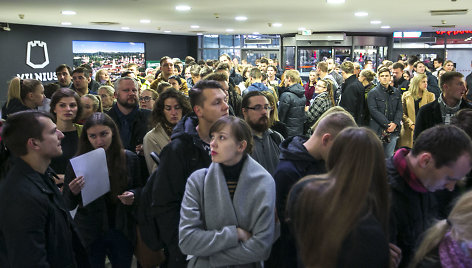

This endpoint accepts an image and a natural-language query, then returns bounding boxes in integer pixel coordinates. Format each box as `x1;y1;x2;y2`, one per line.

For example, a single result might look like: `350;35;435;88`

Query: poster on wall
72;40;145;80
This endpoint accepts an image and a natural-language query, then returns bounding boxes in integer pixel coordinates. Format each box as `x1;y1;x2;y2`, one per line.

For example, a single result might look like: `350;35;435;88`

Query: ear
27;138;40;151
418;152;433;169
194;105;203;117
321;133;332;146
27;92;34;100
238;140;247;153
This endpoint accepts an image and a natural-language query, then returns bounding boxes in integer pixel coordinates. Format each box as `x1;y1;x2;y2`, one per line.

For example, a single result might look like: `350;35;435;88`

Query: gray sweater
179;156;278;267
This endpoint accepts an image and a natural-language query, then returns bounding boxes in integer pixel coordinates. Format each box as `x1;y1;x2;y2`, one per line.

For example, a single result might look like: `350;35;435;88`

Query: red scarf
393;148;428;193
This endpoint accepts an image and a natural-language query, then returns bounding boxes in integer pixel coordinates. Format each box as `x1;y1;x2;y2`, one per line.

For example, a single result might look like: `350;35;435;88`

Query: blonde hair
6;77;42;107
410;190;472;267
83;94;103;113
408;73;427;101
284;69;302;84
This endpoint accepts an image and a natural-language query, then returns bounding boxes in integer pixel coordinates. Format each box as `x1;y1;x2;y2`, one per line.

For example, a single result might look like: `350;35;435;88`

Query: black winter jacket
1;98;30;120
413;98;472;140
387;156;438;268
63;150;145;247
278;83;306;137
339;75;368;126
272;136;326;268
367;84;403;136
0;158;89;267
150;114;212;265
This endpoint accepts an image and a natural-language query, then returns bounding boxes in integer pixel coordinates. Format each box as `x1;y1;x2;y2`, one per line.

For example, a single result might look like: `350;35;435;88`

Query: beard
247;116;269;133
117;97;138;109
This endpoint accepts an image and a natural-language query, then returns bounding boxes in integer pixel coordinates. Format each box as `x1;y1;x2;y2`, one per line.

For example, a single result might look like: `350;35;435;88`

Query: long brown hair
77;112;127;202
293;127;389;268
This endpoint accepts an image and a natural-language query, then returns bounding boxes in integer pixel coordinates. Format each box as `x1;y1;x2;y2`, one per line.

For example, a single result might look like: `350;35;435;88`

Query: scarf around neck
439;231;472;268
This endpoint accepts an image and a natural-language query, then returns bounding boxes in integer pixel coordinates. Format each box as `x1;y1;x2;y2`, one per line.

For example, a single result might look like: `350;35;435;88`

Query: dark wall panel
0;23;197;103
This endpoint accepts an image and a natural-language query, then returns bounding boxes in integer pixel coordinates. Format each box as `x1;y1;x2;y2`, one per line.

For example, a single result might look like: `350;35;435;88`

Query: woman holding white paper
63;112;145;268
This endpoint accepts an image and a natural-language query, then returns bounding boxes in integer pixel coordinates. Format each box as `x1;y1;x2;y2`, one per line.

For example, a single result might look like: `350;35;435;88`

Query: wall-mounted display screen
72;40;145;80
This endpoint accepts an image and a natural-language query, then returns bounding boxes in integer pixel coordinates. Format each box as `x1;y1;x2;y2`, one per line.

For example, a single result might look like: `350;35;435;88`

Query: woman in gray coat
179;116;278;267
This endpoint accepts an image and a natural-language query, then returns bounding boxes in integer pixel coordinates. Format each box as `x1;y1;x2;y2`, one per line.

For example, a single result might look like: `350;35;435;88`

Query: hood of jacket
279;135;315;162
247;82;270;92
286;83;305;98
171;113;199;141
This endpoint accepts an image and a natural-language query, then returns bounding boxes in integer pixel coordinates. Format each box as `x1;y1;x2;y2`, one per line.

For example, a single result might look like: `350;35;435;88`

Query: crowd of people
1;52;472;268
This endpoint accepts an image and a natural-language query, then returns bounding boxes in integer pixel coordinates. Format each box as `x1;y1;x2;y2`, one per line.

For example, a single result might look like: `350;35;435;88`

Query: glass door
241;50;280;66
297;47;332;77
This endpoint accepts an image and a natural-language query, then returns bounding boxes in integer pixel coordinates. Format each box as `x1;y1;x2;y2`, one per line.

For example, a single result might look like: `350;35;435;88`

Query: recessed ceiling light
326;0;345;4
235;16;247;21
61;10;76;15
140;19;151;24
370;20;381;24
164;30;172;33
381;25;391;29
253;32;260;35
354;12;368;17
121;27;130;30
272;23;282;27
190;25;200;29
197;33;203;36
226;29;234;32
298;27;306;31
176;5;191;11
61;22;72;25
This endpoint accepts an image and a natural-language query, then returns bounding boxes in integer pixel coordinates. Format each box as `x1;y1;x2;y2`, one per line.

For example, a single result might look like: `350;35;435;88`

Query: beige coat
398;90;435;148
143;123;171;173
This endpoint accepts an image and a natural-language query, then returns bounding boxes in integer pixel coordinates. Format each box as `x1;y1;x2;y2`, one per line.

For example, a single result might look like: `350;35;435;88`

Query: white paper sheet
70;148;110;206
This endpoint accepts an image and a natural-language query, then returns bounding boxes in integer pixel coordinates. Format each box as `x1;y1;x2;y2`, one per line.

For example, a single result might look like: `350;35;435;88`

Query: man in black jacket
388;125;472;268
339;61;368;126
151;80;229;267
414;71;472;139
0;111;89;267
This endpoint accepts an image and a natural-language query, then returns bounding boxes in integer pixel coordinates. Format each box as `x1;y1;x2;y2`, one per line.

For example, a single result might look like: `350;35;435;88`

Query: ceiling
0;0;471;36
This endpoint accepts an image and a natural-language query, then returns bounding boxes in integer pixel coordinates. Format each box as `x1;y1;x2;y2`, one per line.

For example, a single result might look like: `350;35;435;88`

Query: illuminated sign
436;30;472;36
393;32;422;38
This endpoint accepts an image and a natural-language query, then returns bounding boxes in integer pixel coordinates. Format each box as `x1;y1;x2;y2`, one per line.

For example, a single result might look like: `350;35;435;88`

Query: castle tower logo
26;40;50;69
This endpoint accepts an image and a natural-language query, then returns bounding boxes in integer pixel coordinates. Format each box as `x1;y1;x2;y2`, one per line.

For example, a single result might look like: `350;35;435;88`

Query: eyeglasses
246;105;273;111
139;96;152;102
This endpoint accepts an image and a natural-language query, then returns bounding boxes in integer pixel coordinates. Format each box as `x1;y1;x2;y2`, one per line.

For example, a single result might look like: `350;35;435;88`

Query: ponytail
6;77;22;107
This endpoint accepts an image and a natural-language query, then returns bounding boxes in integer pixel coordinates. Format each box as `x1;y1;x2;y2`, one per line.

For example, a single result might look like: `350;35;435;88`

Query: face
415;63;426;74
36;117;64;159
315;81;328;93
185;68;192;79
260;63;268;73
81;96;96;120
309;72;317;83
163;97;183;125
31;84;45;107
243;96;270;133
115;80;138;109
72;72;90;91
54;96;78;122
98;88;114;108
169;78;180;90
127;66;138;76
443;76;467;103
195;88;229;125
139;90;155;110
56;67;72;87
445;62;454;72
403;72;410;80
392;68;403;80
98;70;110;82
267;66;276;78
210;125;243;166
378;71;391;87
326;59;335;72
87;125;113;151
433;60;442;69
418;78;428;91
160;59;174;77
423;153;472;192
219;56;230;65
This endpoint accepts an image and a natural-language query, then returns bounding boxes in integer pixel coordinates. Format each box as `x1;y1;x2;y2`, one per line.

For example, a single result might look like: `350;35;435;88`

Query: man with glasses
242;91;283;175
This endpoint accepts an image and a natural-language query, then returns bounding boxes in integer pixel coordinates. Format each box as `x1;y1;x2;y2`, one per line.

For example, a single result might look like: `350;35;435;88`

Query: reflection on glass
283;47;295;70
297;48;332;76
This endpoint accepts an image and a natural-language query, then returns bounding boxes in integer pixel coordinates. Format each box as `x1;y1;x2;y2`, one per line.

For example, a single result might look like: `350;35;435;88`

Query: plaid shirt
305;92;333;126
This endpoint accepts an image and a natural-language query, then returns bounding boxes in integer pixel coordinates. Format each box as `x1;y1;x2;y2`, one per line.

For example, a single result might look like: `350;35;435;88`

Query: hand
54;174;65;185
389;243;402;268
136;144;144;156
69;176;84;195
387;123;397;133
117;191;135;205
236;228;252;242
410;124;415;131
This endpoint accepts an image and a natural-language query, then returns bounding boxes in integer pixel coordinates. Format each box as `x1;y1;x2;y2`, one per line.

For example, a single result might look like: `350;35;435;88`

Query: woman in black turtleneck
178;116;278;267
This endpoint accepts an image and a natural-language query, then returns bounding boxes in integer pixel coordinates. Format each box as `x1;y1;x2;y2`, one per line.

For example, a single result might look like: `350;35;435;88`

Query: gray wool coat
179;155;278;268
